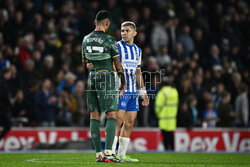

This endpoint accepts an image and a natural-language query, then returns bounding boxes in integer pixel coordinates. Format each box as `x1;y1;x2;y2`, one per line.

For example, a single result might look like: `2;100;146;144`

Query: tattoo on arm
114;56;126;85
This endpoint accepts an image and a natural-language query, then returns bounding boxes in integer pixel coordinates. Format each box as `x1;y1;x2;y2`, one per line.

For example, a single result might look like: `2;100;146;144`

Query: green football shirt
82;31;119;72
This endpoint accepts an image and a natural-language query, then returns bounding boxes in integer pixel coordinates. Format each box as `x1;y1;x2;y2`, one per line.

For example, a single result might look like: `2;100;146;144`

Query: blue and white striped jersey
117;40;142;93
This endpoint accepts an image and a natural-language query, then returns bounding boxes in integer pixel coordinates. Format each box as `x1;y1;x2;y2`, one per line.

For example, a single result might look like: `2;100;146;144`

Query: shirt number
86;46;104;53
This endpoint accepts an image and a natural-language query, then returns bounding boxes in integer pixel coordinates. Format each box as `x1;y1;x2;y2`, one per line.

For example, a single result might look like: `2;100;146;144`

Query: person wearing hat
0;68;12;141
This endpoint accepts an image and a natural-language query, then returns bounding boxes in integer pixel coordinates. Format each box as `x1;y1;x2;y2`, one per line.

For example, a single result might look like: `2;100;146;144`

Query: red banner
175;129;250;152
0;128;249;152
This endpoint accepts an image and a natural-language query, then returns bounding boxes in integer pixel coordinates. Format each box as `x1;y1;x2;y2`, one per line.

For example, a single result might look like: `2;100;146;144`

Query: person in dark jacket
217;91;235;127
35;78;58;126
0;68;12;140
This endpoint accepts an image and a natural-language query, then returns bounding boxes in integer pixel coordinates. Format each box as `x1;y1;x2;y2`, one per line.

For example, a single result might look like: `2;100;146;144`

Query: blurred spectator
41;55;57;80
235;83;249;127
156;45;171;68
211;82;225;109
31;50;42;72
177;100;193;129
220;38;231;60
193;69;204;100
178;77;193;102
0;68;12;140
35;79;58;127
9;64;21;94
151;18;169;54
31;14;45;40
172;42;184;60
18;35;33;67
187;95;199;127
178;25;194;58
72;80;88;126
25;81;39;126
57;87;77;126
4;11;24;45
217;91;235;127
207;44;221;69
202;100;219;128
57;72;76;95
193;28;206;58
230;72;242;104
11;89;28;126
0;51;10;70
19;59;41;94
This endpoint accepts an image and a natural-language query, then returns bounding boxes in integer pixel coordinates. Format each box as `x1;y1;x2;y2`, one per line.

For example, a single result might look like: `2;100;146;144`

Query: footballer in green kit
81;10;126;163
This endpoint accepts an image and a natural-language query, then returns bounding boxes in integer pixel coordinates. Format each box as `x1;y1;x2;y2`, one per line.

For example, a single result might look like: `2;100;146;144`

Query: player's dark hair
121;21;137;31
95;10;111;23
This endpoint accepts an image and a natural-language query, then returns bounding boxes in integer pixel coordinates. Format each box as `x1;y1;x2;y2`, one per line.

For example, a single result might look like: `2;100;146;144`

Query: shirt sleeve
81;38;86;59
136;48;142;67
109;37;119;58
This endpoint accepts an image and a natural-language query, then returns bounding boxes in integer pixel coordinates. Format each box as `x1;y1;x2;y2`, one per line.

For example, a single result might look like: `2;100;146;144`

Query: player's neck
125;39;134;46
95;25;106;32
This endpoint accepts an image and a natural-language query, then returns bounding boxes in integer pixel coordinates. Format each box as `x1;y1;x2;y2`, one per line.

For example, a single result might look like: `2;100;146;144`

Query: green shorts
87;71;118;112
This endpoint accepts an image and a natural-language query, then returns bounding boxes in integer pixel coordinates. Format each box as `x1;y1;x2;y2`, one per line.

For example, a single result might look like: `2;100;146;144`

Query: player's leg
87;71;103;162
112;93;128;154
90;112;102;158
117;111;137;159
117;95;139;162
105;111;117;155
102;112;121;162
112;109;125;154
98;72;121;162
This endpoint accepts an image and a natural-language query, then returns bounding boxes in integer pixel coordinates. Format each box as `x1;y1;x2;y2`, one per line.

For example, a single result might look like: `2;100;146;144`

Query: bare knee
106;111;117;119
124;120;135;130
90;112;101;120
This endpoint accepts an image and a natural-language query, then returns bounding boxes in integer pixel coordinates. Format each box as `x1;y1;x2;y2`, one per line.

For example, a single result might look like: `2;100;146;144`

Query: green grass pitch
0;152;249;167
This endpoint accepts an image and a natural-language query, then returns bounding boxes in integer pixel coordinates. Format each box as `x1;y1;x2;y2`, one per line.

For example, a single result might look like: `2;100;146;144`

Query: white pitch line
24;157;86;165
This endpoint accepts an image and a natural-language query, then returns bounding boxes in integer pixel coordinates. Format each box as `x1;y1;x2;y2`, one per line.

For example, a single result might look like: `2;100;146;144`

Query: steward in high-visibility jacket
155;85;179;132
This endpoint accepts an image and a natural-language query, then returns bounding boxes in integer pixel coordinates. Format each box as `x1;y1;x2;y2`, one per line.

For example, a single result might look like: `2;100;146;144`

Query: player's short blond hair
121;21;137;31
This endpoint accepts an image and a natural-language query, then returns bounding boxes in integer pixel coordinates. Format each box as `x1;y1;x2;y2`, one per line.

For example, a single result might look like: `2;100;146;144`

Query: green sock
90;119;102;152
105;118;117;150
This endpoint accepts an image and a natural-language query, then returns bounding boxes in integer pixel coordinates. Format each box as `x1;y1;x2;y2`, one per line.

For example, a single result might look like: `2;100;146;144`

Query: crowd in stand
0;0;249;128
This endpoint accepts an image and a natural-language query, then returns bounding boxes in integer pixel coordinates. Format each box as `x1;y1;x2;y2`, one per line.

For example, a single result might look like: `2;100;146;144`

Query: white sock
112;136;118;154
117;136;130;158
104;149;112;155
96;152;103;158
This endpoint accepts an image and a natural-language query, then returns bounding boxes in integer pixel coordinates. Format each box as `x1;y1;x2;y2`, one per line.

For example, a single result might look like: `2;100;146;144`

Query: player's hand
119;83;126;96
86;63;94;70
142;93;149;106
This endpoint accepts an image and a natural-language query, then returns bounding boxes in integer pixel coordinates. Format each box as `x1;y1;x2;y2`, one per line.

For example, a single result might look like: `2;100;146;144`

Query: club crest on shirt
121;101;126;107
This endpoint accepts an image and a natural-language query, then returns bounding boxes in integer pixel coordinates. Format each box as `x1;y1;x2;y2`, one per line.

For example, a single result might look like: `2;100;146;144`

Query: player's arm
114;55;126;96
136;67;149;106
82;39;93;70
